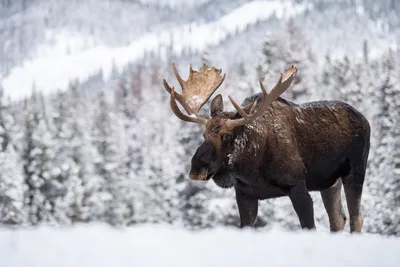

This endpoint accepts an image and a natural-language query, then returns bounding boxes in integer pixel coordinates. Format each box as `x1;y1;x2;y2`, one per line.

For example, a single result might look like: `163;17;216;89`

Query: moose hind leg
321;179;346;232
342;143;369;233
343;172;364;233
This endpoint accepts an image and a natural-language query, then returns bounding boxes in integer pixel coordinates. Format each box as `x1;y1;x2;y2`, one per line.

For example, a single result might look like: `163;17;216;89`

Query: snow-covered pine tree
132;63;184;225
256;33;281;92
113;67;147;225
0;144;26;225
120;63;165;225
128;65;144;175
47;88;87;224
21;91;58;225
328;55;352;101
65;83;99;222
0;87;26;225
318;55;335;100
91;90;132;226
256;18;316;103
369;49;400;236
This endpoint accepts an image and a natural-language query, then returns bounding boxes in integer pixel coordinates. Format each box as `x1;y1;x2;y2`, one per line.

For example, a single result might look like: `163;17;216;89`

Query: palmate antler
163;63;226;124
163;63;297;128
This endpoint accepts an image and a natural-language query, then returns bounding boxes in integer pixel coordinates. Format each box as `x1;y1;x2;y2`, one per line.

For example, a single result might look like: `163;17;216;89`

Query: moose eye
221;133;232;143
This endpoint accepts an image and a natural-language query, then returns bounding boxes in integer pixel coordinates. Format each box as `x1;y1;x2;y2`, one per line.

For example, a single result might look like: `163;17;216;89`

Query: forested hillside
0;18;398;235
0;0;399;236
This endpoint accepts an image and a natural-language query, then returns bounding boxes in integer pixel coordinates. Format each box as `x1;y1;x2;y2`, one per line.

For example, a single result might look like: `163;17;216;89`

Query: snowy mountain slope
1;0;308;100
0;223;399;267
1;0;239;78
1;0;174;73
0;0;276;77
2;0;398;102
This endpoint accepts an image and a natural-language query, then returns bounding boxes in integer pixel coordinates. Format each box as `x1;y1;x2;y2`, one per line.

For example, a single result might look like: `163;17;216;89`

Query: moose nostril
189;168;208;180
189;172;197;180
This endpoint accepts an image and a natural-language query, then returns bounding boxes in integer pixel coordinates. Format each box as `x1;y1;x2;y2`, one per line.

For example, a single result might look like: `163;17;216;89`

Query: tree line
0;21;399;236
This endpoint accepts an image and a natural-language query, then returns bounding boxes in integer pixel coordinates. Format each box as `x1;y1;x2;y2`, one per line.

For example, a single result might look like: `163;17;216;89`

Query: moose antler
163;63;226;124
226;65;298;129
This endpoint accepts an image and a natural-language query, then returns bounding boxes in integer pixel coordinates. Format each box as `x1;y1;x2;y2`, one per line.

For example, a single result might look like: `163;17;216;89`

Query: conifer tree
257;18;316;102
22;91;57;224
0;87;26;224
371;49;400;235
91;90;132;225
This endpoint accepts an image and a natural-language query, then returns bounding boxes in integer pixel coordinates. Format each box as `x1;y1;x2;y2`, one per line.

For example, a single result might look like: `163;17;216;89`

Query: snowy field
0;223;399;267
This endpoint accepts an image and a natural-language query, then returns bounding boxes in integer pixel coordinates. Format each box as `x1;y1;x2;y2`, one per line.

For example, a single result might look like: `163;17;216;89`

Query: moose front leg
288;180;316;230
235;188;258;228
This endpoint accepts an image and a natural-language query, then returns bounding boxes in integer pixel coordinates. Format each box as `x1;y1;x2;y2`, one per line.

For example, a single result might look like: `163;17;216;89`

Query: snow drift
0;223;399;267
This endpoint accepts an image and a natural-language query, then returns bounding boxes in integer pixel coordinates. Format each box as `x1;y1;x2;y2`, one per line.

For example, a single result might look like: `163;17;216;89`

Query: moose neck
229;120;268;167
211;119;269;189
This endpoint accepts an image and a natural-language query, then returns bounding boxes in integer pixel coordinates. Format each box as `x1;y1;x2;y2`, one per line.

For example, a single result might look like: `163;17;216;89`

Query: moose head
163;63;297;183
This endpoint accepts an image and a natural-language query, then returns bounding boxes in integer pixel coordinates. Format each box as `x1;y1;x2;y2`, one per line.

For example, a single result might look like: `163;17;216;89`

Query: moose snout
189;140;217;181
189;168;208;181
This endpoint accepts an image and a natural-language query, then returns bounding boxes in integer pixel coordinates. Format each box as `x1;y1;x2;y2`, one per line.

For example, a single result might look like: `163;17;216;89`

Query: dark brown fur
189;94;370;232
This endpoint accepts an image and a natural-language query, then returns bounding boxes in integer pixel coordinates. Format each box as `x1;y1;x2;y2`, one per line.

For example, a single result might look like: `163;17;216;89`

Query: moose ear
210;94;224;117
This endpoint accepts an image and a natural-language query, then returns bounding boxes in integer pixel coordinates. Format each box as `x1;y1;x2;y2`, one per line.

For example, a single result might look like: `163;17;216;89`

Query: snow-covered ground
0;223;399;267
1;0;307;101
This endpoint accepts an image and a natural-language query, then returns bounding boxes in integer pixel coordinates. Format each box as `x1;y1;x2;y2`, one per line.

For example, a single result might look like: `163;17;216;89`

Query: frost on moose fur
228;120;265;166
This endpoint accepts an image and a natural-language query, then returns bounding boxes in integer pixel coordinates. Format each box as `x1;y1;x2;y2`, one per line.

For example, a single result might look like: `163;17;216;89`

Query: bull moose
162;63;370;232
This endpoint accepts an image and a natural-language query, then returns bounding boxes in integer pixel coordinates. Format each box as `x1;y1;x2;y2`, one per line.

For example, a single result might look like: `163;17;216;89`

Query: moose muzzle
189;168;209;181
189;140;216;181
